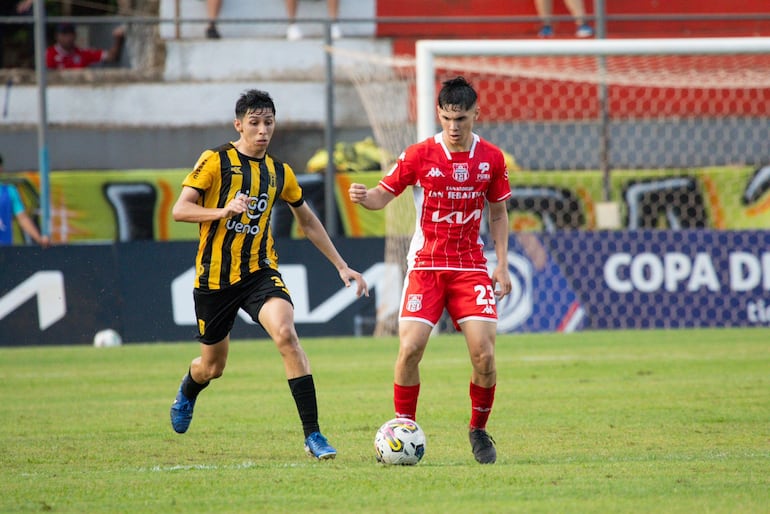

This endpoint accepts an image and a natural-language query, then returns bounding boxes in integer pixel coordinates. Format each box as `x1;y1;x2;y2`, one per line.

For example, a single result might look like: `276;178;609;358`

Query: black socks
181;370;209;400
288;374;320;438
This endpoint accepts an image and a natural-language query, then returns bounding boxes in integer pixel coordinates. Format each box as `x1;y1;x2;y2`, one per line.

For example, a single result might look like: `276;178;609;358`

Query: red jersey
46;44;106;69
380;132;511;271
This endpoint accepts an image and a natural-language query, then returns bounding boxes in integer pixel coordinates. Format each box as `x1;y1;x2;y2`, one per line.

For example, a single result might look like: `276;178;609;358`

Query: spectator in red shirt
46;22;125;70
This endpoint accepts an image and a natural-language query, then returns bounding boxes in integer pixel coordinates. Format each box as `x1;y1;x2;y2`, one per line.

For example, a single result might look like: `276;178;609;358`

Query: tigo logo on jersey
453;163;469;182
239;192;269;220
406;294;423;312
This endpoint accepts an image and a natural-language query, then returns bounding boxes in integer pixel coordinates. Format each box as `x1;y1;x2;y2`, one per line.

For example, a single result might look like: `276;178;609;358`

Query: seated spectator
535;0;593;38
46;22;125;69
285;0;341;41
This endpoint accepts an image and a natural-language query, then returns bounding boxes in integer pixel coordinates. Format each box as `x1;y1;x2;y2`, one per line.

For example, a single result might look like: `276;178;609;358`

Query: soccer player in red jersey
348;76;512;464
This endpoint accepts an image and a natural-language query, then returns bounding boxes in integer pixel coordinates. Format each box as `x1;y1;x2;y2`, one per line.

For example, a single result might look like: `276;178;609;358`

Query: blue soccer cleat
538;25;554;38
170;386;196;434
304;431;337;460
575;23;594;38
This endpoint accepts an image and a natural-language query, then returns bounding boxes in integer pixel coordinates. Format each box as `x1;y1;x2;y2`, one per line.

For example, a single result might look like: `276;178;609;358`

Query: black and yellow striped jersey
182;143;304;290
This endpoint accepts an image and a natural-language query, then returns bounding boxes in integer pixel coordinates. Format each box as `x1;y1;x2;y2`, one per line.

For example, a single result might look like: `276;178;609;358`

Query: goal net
334;38;770;333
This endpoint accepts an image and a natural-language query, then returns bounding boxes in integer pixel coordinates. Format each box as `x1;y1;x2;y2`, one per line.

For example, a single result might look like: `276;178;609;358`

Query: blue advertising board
2;231;768;346
537;230;770;330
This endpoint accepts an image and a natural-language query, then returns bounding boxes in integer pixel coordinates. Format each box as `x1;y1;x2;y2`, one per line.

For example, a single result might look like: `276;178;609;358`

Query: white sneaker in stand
286;23;303;41
330;23;342;40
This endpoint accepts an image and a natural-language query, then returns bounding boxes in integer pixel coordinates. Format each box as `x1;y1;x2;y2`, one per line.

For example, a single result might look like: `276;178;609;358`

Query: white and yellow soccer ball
93;329;122;348
374;418;426;465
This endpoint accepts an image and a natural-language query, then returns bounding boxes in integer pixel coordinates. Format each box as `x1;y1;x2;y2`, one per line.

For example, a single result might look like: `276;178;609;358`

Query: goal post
415;37;770;140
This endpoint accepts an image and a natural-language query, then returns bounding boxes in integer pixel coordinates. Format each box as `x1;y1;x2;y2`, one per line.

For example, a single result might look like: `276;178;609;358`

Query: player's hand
339;266;369;298
348;183;368;204
224;193;249;217
491;265;511;300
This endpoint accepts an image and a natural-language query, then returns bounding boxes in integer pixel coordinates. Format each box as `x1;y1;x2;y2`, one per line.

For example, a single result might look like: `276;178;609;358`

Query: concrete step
159;0;376;40
163;37;392;82
0;1;390;130
0;77;373;128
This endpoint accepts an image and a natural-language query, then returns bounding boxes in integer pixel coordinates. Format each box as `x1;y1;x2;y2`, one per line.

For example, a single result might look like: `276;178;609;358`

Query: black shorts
192;268;293;344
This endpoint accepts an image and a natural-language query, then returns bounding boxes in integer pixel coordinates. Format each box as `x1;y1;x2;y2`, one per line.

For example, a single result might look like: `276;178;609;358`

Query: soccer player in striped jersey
170;89;368;460
348;77;512;464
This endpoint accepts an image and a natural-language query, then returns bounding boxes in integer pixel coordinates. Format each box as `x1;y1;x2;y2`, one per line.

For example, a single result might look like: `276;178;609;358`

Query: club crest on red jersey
406;294;423;312
452;163;469;182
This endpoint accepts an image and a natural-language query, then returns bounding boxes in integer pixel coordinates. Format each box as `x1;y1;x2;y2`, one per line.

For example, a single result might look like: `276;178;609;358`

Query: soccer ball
93;329;122;348
374;418;426;465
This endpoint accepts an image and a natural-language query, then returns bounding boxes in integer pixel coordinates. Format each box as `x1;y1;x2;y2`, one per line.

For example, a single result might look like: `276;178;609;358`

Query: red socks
469;382;495;430
393;383;420;420
394;382;495;428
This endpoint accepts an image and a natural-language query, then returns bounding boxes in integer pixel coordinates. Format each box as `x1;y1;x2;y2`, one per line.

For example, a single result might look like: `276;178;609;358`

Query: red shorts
400;269;497;328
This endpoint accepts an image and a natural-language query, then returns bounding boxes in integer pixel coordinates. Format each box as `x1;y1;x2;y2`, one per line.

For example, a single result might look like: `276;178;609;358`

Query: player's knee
472;350;495;373
399;340;426;361
272;324;300;349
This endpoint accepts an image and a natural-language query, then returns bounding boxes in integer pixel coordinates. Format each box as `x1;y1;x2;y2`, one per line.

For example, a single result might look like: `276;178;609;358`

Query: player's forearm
172;201;227;222
290;201;339;263
488;203;510;261
349;184;393;210
310;233;349;271
362;188;393;210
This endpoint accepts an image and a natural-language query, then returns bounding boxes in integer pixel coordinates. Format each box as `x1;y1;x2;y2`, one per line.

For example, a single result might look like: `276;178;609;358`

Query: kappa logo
426;167;444;178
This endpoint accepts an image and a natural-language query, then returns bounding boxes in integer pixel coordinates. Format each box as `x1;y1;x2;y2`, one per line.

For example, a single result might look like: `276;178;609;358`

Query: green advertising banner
5;165;768;244
6;169;197;243
336;165;770;236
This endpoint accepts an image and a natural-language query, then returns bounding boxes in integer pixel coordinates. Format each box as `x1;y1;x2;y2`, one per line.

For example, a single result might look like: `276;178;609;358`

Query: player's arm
289;202;369;298
488;200;511;299
172;186;247;222
348;183;395;211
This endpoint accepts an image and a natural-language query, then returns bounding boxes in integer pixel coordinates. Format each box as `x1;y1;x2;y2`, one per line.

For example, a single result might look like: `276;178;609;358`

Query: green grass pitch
1;328;768;513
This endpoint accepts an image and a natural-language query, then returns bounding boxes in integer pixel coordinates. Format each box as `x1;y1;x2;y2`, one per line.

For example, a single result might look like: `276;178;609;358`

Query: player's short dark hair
235;89;276;119
437;76;478;110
